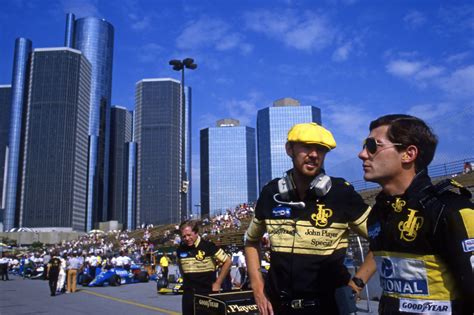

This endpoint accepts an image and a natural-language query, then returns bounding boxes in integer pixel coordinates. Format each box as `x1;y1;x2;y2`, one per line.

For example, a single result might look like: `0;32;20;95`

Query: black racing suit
367;171;474;314
246;175;371;314
48;257;61;296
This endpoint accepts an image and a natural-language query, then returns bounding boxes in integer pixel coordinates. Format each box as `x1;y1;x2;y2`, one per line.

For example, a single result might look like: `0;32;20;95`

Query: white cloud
61;0;100;17
403;10;427;29
437;64;474;98
406;103;453;121
128;13;151;31
244;10;335;52
222;93;262;126
332;42;352;62
446;51;471;64
386;60;424;77
386;59;445;88
177;16;252;55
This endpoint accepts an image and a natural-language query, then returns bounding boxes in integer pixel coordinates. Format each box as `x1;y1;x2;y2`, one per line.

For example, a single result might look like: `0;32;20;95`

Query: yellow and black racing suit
177;236;229;315
367;171;474;314
246;175;371;314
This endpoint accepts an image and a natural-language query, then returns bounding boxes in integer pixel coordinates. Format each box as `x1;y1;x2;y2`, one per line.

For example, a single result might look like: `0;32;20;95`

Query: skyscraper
0;85;11;211
19;48;90;231
65;13;114;230
4;38;32;231
257;98;321;190
108;106;133;226
134;78;184;225
200;119;257;218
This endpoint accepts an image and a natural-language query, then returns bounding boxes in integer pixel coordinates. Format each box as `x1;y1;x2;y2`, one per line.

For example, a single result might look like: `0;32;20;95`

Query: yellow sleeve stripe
245;218;266;242
213;248;229;265
352;206;372;226
459;208;474;238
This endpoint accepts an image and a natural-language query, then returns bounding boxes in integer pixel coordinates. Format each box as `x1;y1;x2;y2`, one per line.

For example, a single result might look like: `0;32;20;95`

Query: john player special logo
391;198;406;213
398;209;424;242
195;250;206;261
311;204;333;227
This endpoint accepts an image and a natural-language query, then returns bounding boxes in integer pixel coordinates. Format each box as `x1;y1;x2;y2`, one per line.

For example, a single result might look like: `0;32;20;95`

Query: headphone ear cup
278;172;297;201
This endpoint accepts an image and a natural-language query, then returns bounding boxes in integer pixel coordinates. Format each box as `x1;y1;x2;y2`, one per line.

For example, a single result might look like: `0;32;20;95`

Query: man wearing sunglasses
355;114;473;314
245;122;371;315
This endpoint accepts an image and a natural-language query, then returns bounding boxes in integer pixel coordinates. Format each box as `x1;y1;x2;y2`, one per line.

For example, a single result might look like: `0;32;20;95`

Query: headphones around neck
273;171;332;209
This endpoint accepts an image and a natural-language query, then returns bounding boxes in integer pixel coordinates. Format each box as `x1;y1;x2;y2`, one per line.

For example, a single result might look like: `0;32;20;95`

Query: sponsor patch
399;298;451;314
461;238;474;252
368;222;381;239
272;206;291;218
179;252;188;258
375;256;428;295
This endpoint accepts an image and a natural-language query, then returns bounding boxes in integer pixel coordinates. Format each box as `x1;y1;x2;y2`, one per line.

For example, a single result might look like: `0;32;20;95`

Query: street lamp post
169;58;197;221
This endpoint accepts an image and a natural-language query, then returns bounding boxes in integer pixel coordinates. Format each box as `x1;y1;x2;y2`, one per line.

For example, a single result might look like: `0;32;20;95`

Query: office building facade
108;106;133;226
257;98;321;190
134;78;184;225
65;13;114;230
0;85;12;212
200;119;257;218
19;48;90;231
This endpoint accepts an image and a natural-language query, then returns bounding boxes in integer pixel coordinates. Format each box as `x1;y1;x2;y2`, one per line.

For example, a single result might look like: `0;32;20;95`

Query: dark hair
370;114;438;172
179;220;200;233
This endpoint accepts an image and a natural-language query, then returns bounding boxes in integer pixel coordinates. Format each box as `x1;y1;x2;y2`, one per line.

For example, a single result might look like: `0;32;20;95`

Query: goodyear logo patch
272;206;291;218
462;238;474;252
376;256;428;296
399;298;451;314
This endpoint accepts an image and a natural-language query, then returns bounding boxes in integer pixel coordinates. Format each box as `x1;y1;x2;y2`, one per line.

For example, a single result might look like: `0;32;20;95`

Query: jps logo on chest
391;198;406;212
310;204;333;227
398;209;424;242
195;250;206;261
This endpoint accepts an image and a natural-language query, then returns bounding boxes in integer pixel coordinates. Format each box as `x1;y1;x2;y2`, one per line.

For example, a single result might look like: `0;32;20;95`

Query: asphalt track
0;274;379;314
0;275;182;315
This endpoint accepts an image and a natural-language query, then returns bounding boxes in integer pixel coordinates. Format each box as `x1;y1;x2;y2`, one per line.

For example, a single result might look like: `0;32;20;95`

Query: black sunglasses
363;137;403;155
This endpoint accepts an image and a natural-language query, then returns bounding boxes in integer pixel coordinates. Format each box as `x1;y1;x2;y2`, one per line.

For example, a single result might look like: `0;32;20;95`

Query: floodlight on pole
169;58;197;221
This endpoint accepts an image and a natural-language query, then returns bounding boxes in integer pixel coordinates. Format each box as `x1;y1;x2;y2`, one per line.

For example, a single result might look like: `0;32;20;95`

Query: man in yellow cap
245;122;371;315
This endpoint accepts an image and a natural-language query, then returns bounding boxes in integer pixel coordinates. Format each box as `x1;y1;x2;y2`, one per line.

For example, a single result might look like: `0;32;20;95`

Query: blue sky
1;0;473;208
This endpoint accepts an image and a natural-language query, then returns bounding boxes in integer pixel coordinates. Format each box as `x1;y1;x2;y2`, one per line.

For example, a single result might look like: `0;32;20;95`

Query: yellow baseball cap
287;122;337;150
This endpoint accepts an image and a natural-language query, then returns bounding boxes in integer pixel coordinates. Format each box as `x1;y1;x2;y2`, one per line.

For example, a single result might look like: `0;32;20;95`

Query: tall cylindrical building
65;14;114;230
4;38;32;231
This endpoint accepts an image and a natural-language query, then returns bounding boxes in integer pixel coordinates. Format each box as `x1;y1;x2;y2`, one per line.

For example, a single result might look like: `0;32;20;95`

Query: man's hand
211;281;221;292
253;290;274;315
347;279;362;298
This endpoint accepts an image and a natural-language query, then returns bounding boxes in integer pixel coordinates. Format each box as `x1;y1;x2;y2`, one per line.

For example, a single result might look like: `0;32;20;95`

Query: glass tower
257;98;321;191
65;13;114;230
200;119;257;218
108;106;132;226
4;38;32;231
0;85;12;212
126;141;137;230
134;78;183;225
19;48;90;231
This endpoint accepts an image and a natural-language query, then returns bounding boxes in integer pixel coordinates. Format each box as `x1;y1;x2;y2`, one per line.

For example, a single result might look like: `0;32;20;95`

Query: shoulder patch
461;238;474;252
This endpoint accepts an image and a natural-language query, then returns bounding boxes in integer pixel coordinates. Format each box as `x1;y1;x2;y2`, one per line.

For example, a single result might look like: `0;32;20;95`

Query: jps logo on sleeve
399;298;451;314
376;256;428;295
398;209;424;242
311;204;333;227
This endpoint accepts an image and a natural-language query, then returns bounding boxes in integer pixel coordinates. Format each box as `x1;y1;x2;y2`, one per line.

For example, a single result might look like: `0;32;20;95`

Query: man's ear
401;145;418;164
285;142;293;158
